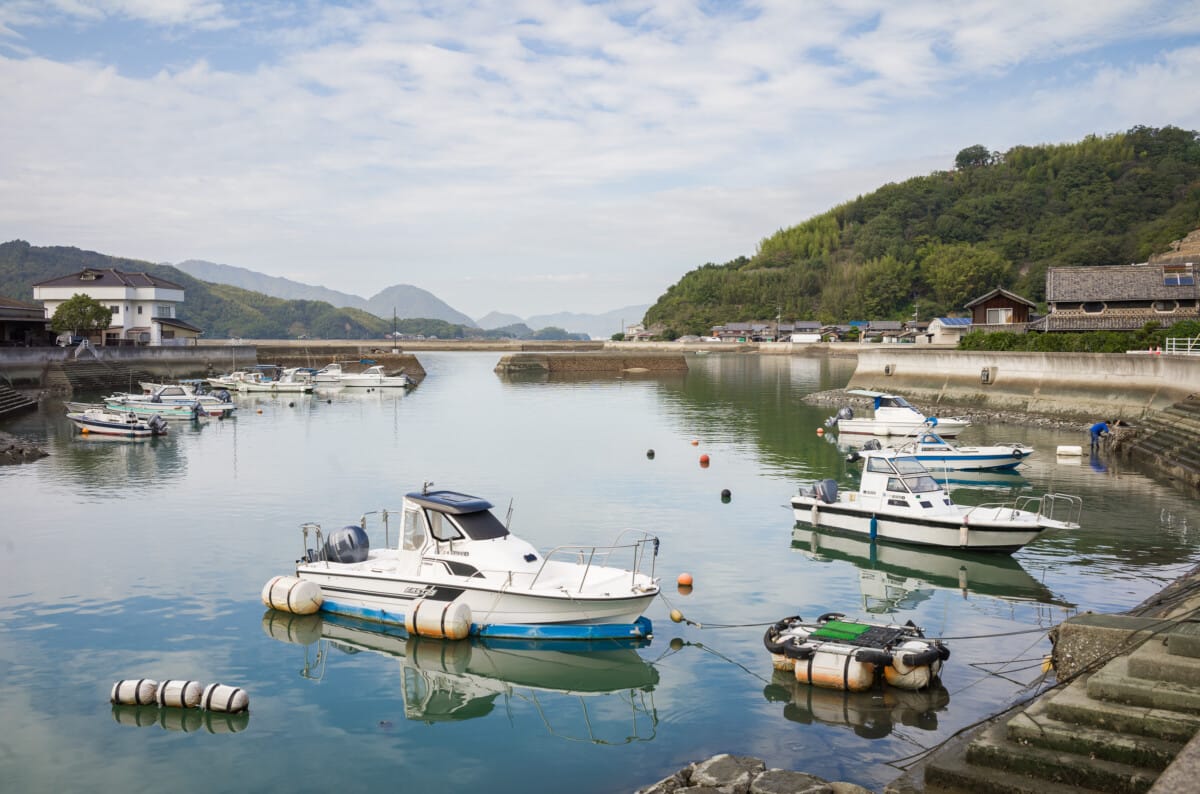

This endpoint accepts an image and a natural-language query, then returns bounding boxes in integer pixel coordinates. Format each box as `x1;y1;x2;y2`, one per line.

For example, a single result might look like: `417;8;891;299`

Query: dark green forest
0;241;583;340
646;125;1200;336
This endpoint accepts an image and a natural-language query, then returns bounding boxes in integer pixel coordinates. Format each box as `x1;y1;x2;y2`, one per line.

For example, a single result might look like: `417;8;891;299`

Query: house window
1164;264;1195;286
156;304;173;318
986;307;1013;324
1153;301;1177;313
109;305;119;315
137;306;143;315
1082;302;1105;314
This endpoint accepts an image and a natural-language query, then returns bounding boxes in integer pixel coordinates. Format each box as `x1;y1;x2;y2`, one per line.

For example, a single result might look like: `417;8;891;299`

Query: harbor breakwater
845;347;1200;421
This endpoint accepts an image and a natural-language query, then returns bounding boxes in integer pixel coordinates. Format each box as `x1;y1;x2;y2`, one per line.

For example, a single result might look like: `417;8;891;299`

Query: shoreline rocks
0;431;48;465
635;754;873;794
802;389;1091;432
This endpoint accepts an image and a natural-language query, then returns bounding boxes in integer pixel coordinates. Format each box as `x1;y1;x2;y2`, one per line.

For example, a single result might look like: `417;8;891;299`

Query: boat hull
68;416;154;437
791;496;1045;552
910;452;1026;471
838;418;969;438
296;565;657;640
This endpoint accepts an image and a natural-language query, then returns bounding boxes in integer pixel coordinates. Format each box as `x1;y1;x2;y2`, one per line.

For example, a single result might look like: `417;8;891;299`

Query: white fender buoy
200;683;249;714
261;575;323;615
157;679;203;710
159;707;204;733
406;598;472;640
111;679;159;706
261;610;323;646
885;640;943;690
811;504;819;528
1056;445;1083;457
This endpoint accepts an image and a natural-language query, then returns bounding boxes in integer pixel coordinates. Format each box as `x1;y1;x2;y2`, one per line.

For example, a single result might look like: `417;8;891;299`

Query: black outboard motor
814;478;838;503
836;406;854;421
324;525;370;563
147;415;167;435
862;438;882;451
215;389;231;403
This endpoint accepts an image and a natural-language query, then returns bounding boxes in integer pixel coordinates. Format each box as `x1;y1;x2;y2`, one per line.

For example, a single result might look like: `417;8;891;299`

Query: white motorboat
336;364;412;389
66;407;168;438
827;390;970;437
311;363;345;384
791;448;1081;552
100;396;209;421
849;432;1033;471
272;485;660;640
236;367;315;393
127;383;237;416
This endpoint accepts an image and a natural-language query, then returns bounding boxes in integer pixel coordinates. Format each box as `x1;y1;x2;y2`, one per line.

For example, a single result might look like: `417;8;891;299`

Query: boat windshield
890;456;928;475
903;474;942;494
448;509;510;541
878;396;914;409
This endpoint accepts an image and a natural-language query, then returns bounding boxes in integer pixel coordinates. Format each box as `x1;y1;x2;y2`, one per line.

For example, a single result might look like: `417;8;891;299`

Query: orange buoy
817;427;824;436
81;427;89;434
699;454;710;465
677;572;693;587
257;409;263;414
690;439;699;446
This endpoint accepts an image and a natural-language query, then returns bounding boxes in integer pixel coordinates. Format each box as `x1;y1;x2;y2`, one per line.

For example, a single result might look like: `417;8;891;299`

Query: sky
2;2;1200;321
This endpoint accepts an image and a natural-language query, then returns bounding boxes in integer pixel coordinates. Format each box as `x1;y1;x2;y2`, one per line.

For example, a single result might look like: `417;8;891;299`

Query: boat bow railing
967;493;1082;527
531;530;660;594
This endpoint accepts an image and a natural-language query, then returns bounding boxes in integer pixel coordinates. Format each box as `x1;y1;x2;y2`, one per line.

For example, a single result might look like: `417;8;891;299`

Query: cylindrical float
156;679;203;710
200;683;250;714
111;678;159;706
204;710;250;734
793;647;876;692
407;634;473;674
405;598;472;640
261;575;323;615
884;640;944;690
1056;445;1083;456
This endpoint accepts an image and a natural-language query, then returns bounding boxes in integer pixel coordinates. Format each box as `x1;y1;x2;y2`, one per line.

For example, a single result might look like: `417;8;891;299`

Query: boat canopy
844;389;914;410
407;489;494;514
865;453;942;494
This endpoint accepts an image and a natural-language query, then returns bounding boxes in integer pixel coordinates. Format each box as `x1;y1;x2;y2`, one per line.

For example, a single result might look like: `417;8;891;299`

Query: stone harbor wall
0;431;48;465
635;754;873;794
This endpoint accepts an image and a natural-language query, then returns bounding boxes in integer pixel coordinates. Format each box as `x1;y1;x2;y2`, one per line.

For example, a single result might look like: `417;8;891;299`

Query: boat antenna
505;498;514;529
422;480;434;495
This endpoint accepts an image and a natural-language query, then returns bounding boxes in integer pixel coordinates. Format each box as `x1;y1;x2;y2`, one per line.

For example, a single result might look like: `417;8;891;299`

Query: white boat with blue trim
66;407;169;438
286;484;660;640
850;432;1034;471
791;448;1081;552
827;390;971;438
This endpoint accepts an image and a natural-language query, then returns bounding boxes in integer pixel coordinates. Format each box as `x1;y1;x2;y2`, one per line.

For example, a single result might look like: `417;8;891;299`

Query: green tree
920;243;1012;313
955;144;992;170
50;293;112;338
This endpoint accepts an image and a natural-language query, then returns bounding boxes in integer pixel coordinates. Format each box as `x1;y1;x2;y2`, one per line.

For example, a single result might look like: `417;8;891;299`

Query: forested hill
646;125;1200;336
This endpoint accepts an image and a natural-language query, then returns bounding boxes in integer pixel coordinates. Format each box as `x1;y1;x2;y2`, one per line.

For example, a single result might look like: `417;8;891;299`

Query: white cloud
1;1;1199;317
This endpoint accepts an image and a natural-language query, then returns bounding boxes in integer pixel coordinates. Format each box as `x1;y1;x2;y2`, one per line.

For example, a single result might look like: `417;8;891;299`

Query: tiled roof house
1030;262;1199;332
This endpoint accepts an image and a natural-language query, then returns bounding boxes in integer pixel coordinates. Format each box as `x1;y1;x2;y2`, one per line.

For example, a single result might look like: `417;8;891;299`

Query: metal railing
531;530;660;594
1165;336;1200;355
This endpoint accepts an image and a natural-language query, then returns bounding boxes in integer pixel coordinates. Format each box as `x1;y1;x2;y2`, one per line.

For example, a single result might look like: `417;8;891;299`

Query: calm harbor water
1;351;1197;793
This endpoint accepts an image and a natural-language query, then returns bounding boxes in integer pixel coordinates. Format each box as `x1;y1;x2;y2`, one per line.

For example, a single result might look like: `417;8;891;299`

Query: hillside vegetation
646;125;1200;335
0;241;584;340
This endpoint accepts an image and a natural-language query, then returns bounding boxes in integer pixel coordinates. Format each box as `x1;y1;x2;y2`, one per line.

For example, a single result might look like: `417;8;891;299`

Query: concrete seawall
848;348;1200;421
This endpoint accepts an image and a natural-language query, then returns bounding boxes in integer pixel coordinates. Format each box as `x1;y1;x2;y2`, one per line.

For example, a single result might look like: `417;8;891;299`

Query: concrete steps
54;359;157;397
1121;396;1200;488
909;624;1200;793
0;382;37;418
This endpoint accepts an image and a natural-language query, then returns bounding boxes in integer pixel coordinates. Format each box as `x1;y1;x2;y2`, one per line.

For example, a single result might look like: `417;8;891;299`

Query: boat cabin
400;490;513;553
858;453;950;513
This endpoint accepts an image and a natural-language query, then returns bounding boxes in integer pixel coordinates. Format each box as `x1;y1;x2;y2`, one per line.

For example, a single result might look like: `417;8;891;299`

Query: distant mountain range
174;258;648;339
172;259;478;327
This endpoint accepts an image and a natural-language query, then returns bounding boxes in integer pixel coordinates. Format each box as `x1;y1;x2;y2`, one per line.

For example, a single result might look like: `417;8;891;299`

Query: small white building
924;317;973;345
32;268;199;346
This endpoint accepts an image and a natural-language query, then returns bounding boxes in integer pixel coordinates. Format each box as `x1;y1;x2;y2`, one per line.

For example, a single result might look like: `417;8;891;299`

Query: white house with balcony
32;268;200;346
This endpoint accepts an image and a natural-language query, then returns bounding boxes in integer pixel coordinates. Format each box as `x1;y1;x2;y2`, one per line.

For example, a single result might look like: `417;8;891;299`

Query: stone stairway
1118;395;1200;491
52;359;157;397
910;625;1200;793
0;382;37;418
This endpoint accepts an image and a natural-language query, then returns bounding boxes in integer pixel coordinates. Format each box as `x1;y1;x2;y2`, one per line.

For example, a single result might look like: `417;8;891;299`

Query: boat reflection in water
262;611;659;742
791;528;1072;612
763;669;950;739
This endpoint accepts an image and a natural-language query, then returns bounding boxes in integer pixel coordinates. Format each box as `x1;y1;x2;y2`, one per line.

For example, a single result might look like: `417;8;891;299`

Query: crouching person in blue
1090;420;1111;450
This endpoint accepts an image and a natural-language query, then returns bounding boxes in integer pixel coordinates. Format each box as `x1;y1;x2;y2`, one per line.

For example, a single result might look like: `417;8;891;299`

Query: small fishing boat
101;396;210;421
265;484;660;640
236;367;314;393
850;432;1034;471
826;390;970;438
126;384;236;416
311;363;345;384
764;612;950;692
66;407;168;438
337;365;412;389
791;448;1081;552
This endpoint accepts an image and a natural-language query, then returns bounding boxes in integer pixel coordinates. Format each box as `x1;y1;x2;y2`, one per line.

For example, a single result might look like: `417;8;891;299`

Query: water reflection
791;528;1072;611
111;704;249;734
763;669;950;739
262;612;659;743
